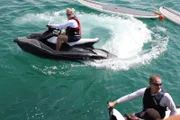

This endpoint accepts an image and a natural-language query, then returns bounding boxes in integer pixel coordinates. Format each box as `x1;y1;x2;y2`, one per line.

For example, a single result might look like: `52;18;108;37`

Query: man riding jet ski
14;8;115;60
47;8;82;51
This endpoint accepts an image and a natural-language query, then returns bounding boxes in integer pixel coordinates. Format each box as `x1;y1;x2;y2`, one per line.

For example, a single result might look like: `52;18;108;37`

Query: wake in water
79;14;168;70
13;10;169;71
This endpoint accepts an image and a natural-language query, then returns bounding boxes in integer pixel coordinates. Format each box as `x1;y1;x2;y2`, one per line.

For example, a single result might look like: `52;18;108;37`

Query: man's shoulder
139;87;147;92
68;19;75;22
163;93;171;97
68;19;77;23
135;87;146;94
140;87;147;91
163;93;173;101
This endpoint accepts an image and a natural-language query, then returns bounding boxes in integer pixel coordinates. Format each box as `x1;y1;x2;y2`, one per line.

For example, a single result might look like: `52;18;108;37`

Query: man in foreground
108;75;177;119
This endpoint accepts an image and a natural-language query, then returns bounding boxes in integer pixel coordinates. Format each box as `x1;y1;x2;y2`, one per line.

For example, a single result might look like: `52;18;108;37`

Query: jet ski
108;107;125;120
108;106;180;120
14;27;115;60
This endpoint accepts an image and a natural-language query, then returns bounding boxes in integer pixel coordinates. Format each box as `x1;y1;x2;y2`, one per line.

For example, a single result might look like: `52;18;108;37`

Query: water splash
79;13;168;70
13;10;168;70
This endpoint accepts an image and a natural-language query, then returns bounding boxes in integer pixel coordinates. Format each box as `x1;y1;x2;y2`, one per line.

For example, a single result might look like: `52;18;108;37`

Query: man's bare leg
56;34;68;51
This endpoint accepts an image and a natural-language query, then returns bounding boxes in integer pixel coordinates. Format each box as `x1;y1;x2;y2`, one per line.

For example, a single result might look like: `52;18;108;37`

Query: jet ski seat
47;37;99;46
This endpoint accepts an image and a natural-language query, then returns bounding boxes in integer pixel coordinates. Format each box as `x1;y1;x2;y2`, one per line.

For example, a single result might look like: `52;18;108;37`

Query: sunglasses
151;82;162;86
66;13;71;16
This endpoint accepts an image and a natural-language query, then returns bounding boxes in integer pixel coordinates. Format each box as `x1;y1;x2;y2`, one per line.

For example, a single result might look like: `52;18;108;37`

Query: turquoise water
0;0;180;120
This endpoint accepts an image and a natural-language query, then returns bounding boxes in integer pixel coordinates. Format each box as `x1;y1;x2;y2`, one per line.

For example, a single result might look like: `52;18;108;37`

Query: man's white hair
66;8;75;14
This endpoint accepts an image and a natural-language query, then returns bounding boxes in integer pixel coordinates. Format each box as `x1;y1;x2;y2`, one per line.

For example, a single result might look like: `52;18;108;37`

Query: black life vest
143;87;167;119
66;16;82;36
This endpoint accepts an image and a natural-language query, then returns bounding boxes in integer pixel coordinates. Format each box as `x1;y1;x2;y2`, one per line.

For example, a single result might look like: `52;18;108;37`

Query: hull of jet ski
14;36;115;60
108;106;180;120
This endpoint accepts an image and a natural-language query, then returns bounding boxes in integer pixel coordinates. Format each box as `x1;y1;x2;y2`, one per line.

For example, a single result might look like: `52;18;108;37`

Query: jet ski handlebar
46;25;61;35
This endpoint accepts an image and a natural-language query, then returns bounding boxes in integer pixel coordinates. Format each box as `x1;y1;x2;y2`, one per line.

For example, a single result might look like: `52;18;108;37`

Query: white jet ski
108;106;180;120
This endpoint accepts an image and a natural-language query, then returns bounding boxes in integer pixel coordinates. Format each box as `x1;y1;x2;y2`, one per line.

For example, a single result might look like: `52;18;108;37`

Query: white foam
14;10;168;70
79;13;168;70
